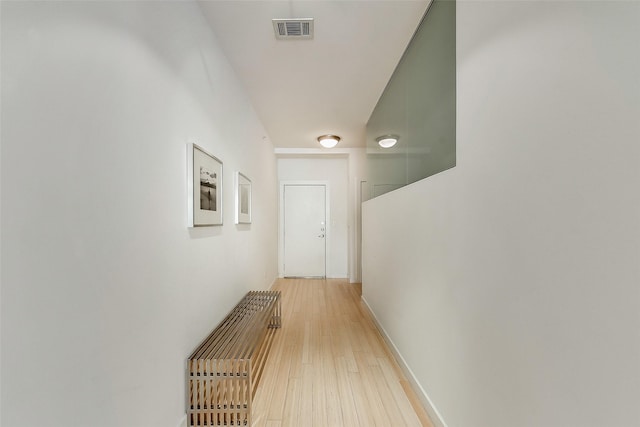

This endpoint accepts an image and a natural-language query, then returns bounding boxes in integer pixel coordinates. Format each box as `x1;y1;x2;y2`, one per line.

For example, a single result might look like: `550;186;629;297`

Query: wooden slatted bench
186;291;281;426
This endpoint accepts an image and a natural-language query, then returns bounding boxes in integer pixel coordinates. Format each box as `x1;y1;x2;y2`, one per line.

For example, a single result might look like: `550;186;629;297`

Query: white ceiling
198;1;429;149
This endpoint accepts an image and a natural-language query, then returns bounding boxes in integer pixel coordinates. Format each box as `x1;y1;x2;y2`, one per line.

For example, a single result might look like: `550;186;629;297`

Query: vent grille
272;18;314;40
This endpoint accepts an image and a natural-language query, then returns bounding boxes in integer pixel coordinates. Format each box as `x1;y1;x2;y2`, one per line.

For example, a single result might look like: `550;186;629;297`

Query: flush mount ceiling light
376;135;399;148
317;134;340;148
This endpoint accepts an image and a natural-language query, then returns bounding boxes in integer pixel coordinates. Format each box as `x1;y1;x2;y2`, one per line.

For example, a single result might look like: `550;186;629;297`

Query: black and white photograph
235;172;252;224
240;184;249;214
187;143;223;226
200;167;217;211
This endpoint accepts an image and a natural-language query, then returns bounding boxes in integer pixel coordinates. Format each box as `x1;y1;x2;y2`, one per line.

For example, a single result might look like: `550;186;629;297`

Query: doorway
280;182;329;278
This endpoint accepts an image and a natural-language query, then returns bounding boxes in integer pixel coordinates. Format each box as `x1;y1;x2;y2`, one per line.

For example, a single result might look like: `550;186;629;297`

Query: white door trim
279;181;331;278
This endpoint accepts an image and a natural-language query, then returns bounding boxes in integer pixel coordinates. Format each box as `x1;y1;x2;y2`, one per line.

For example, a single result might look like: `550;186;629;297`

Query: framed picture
235;172;252;224
187;143;223;227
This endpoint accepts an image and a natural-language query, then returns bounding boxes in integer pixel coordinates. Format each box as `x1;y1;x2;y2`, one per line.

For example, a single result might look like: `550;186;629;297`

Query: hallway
252;279;433;427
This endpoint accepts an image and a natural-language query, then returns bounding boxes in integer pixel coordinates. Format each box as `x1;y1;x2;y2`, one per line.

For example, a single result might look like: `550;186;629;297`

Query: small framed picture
235;172;252;224
187;143;223;227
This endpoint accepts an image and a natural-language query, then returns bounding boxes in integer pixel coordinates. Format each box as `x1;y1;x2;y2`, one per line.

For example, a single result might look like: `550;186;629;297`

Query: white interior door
283;185;326;277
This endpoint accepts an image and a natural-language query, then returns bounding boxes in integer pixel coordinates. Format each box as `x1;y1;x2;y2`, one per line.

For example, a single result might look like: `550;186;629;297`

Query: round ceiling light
376;135;398;148
317;134;341;148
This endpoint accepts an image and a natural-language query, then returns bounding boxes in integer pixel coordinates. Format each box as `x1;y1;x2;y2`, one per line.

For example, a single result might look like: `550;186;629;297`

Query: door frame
279;181;331;278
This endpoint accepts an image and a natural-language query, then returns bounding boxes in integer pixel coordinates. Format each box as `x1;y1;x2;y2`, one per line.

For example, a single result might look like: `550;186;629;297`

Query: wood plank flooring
252;278;434;427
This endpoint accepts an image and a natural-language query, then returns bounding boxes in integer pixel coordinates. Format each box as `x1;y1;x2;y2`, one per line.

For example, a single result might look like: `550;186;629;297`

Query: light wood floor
252;278;434;427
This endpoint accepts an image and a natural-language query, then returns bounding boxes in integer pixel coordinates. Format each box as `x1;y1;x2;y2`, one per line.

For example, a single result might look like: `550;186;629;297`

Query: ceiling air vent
272;18;314;40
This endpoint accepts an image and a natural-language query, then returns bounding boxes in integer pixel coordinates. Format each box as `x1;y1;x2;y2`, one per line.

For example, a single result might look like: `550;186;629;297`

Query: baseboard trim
361;296;448;427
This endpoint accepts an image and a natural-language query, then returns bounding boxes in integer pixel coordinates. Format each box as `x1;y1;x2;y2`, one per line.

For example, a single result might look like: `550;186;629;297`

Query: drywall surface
1;2;278;426
348;148;367;283
278;157;349;278
362;2;640;427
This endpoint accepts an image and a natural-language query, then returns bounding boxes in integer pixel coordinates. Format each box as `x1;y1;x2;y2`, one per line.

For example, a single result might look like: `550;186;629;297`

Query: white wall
278;157;349;278
347;148;367;283
363;2;640;427
1;2;278;426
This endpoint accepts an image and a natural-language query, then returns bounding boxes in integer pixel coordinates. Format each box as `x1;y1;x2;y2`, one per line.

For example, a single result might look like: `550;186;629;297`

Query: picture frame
235;172;252;224
187;143;223;227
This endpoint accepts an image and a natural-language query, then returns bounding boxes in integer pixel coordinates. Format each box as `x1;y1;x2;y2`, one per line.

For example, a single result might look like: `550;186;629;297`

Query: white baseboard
176;414;187;427
361;296;448;427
